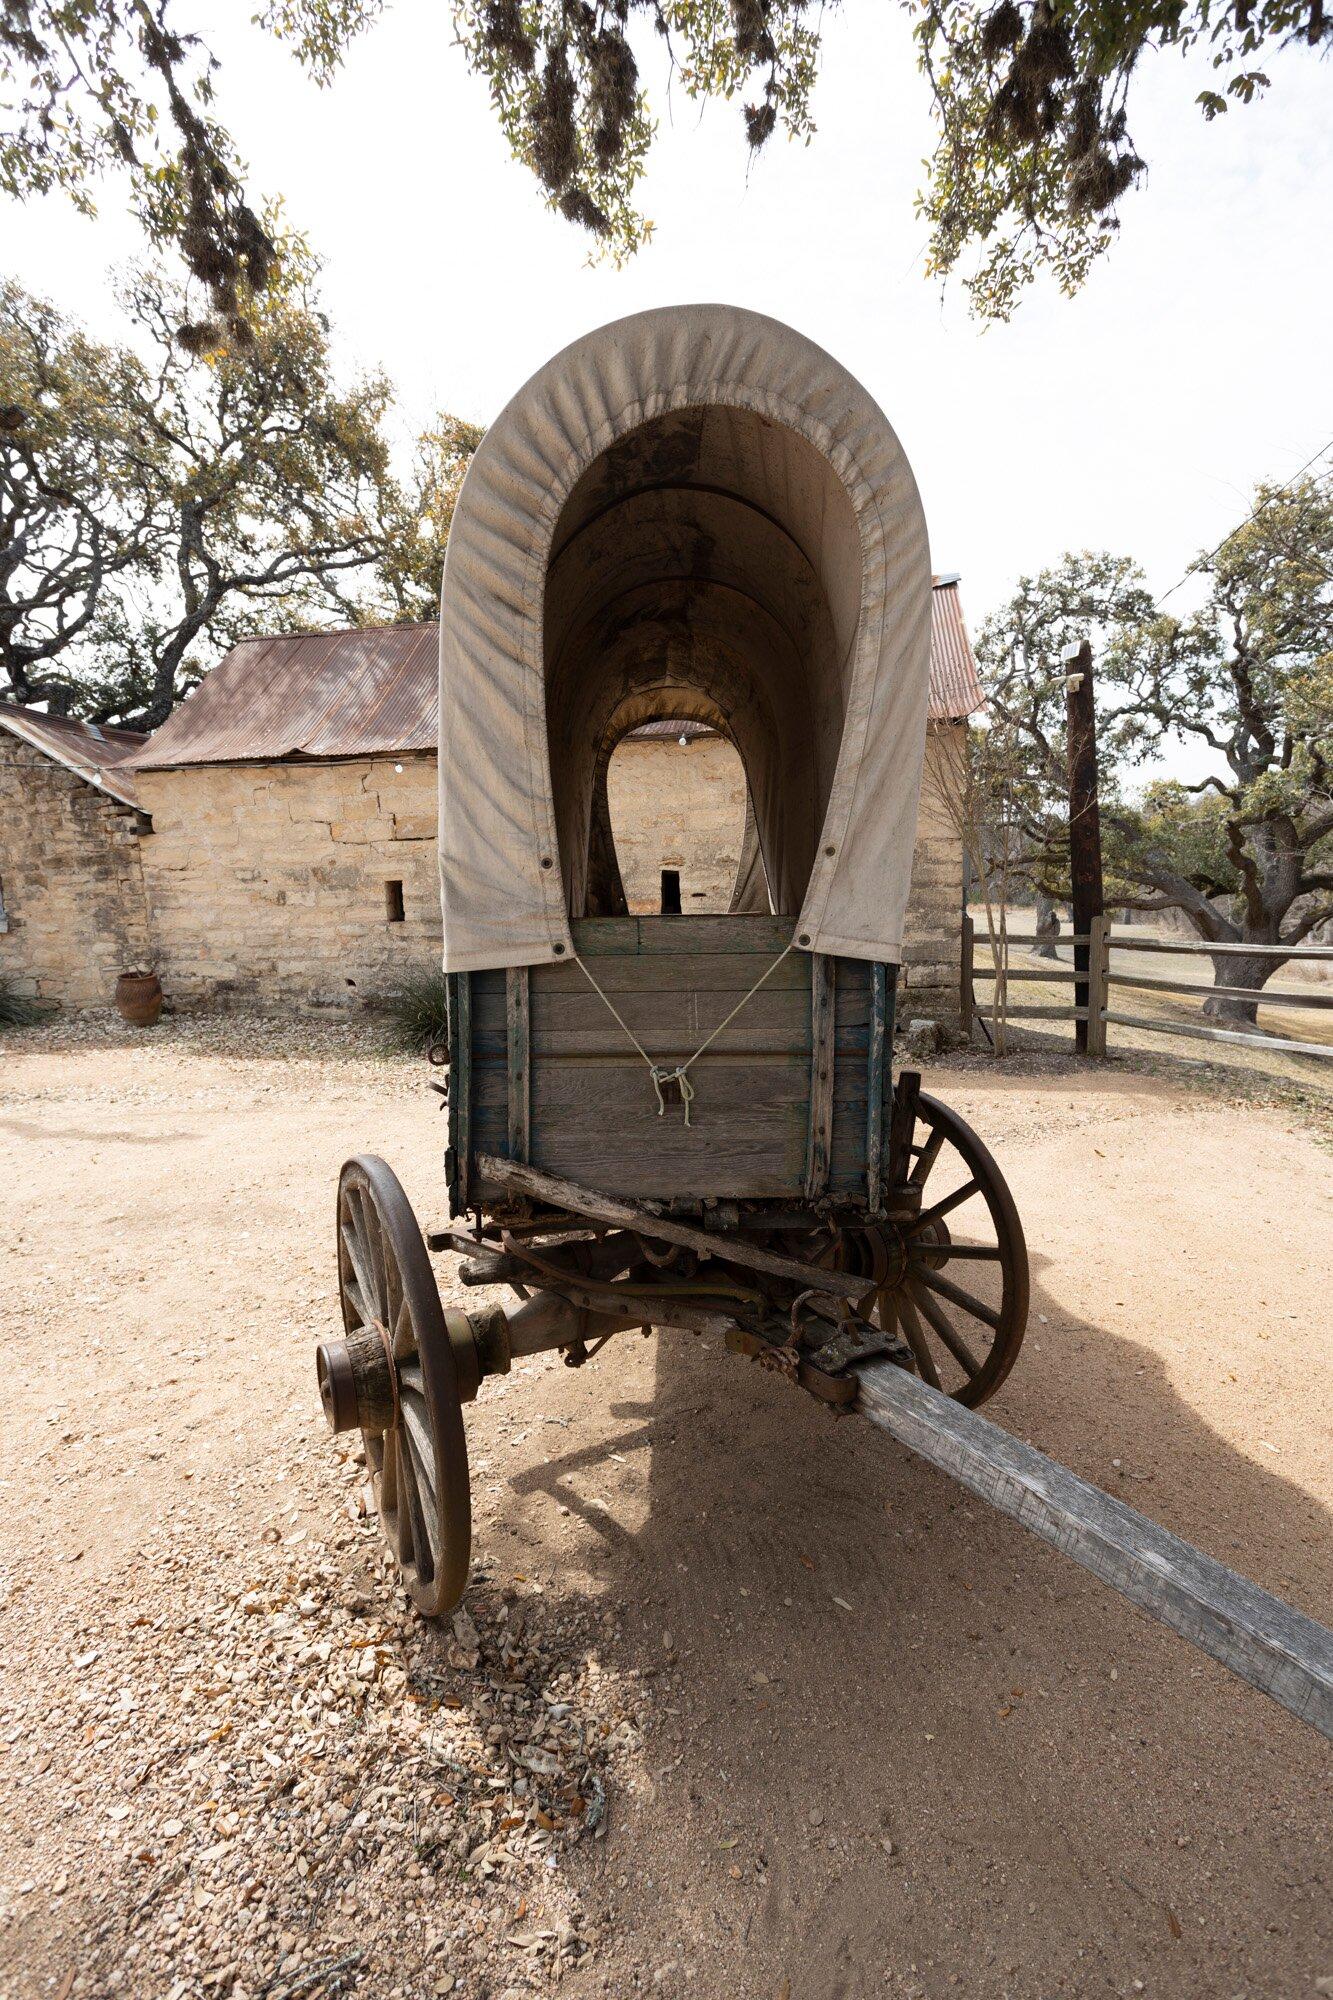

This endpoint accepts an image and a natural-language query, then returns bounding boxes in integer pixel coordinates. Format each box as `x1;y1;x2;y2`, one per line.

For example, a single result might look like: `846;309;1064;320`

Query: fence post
960;913;974;1041
1086;913;1109;1058
1065;639;1105;1055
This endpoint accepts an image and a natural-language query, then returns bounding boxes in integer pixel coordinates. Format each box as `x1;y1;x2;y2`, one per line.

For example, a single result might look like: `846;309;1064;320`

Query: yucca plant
380;968;450;1055
0;978;45;1028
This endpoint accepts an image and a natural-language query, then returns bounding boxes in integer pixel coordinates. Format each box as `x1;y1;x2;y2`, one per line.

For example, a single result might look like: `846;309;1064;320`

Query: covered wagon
314;307;1332;1741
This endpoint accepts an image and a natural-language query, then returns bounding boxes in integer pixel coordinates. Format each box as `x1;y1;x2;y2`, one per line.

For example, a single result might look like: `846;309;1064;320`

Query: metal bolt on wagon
315;307;1332;1741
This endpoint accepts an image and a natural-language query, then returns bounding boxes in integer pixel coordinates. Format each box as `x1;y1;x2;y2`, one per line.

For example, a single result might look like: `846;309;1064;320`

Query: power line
1154;434;1333;609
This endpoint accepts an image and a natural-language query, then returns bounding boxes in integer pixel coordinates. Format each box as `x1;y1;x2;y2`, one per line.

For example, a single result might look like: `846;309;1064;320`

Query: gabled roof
0;703;146;808
131;581;983;772
132;624;439;771
929;575;985;721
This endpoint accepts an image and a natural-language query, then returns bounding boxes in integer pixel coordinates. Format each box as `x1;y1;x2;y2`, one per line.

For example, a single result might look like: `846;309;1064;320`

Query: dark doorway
660;868;682;915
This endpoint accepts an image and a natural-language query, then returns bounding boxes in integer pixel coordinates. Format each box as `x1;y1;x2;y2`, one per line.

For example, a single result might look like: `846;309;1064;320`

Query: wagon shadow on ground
508;1263;1332;2000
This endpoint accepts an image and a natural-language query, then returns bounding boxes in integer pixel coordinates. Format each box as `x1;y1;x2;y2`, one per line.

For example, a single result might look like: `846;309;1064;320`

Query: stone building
0;705;151;1008
131;625;442;1011
126;579;981;1018
2;579;980;1017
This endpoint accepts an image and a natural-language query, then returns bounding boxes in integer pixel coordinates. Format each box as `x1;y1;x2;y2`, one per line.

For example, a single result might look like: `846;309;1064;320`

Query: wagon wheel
881;1094;1028;1409
328;1154;471;1616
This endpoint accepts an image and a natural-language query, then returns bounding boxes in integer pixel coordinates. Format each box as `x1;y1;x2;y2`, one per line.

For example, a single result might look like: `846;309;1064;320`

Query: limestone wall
130;733;964;1018
607;734;748;913
135;755;442;1011
0;733;151;1008
606;727;965;1020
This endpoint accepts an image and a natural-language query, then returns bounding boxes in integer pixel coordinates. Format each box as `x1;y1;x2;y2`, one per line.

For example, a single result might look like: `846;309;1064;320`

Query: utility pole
1063;639;1104;1055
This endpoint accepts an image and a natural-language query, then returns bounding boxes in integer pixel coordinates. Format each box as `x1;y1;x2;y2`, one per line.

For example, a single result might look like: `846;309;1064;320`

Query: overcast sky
4;0;1330;714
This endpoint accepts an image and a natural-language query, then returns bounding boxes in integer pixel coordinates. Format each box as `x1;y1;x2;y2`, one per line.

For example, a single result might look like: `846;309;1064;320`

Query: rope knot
650;1065;696;1125
574;940;794;1134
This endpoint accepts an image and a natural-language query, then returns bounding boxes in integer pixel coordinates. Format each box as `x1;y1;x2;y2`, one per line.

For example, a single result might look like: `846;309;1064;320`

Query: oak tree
5;0;1329;326
977;477;1333;1019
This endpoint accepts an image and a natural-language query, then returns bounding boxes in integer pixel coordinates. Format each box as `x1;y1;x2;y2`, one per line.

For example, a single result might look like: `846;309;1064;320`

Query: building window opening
660;868;682;914
385;879;405;923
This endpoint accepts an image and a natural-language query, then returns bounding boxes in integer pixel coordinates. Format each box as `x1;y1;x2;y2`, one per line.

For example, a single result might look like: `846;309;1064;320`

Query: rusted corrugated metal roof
929;577;984;721
628;719;717;741
0;703;146;808
132;624;440;770
131;587;982;771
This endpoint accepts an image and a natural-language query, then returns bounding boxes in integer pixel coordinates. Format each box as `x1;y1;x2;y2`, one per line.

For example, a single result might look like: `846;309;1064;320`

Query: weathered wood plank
886;1069;920;1189
505;966;529;1163
573;915;794;957
971;965;1083;985
476;1155;879;1300
451;972;472;1216
1105;971;1333;1010
470;1051;865;1094
1003;1004;1090;1022
1103;1012;1332;1060
493;982;868;1030
1104;936;1333;961
854;1360;1333;1741
804;955;836;1200
866;964;887;1211
473;1025;870;1060
536;953;814;994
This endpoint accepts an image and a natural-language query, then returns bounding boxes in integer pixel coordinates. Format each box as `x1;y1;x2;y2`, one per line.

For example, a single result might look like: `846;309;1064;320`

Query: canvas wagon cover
438;305;931;972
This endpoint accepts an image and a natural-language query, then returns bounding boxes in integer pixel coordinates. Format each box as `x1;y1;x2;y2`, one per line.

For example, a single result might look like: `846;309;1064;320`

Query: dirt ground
1;1018;1330;2000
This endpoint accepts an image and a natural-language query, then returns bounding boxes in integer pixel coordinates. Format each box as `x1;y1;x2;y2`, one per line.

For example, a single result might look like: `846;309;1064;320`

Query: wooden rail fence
961;917;1333;1063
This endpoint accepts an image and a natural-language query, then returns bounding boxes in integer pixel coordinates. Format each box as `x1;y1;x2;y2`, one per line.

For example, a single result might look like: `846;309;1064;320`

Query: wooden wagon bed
448;915;896;1211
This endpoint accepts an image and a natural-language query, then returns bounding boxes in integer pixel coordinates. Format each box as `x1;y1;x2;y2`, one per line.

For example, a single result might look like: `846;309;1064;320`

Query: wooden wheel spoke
396;1425;436;1576
908;1279;983;1378
910;1178;981;1234
895;1289;942;1391
909;1126;945;1188
397;1358;425;1394
913;1265;1002;1331
340;1218;378;1324
391;1292;414;1362
910;1240;1002;1263
399;1392;437;1499
366;1207;392;1326
341;1267;372;1328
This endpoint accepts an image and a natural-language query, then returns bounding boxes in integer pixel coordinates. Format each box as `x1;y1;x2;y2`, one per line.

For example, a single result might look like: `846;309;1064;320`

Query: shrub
380;968;450;1054
0;978;46;1028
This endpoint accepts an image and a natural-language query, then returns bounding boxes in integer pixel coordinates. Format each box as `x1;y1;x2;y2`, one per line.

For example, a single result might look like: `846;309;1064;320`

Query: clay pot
115;970;163;1027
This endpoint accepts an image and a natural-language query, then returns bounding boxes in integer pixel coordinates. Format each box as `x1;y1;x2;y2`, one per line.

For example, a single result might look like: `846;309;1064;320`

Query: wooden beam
505;966;530;1162
854;1359;1333;1741
475;1154;877;1302
1106;971;1333;1010
865;964;887;1213
1065;638;1104;1056
971;965;1084;984
804;955;836;1200
1086;913;1109;1058
455;972;473;1212
1002;1004;1090;1022
1104;937;1333;961
886;1069;920;1190
959;914;974;1041
1102;1012;1332;1061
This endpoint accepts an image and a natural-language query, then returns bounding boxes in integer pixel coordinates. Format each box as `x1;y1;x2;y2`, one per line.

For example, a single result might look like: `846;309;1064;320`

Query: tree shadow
507;1259;1331;2000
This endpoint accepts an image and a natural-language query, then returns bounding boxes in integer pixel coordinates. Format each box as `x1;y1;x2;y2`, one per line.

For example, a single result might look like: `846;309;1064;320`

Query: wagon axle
317;1284;638;1439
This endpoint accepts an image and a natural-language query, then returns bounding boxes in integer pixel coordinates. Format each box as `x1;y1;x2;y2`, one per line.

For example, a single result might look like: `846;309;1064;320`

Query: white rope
575;942;795;1126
